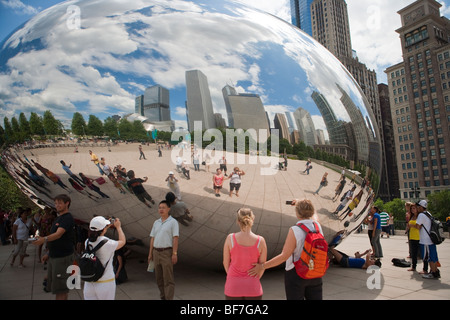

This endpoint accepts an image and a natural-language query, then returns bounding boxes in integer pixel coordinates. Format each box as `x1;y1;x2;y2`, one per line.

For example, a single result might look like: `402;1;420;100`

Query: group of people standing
405;200;441;279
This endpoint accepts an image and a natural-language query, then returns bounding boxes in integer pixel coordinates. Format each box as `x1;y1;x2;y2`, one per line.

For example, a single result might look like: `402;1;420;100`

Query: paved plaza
1;232;449;300
2;142;449;303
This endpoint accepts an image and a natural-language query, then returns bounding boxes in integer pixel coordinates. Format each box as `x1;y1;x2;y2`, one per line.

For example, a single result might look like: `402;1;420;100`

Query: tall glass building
290;0;314;36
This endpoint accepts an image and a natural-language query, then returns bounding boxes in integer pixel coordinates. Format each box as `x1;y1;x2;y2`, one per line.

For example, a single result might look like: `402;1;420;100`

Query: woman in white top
248;199;324;300
83;216;126;300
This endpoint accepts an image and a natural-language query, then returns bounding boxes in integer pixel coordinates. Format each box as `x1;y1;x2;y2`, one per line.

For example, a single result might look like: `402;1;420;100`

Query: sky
0;0;449;130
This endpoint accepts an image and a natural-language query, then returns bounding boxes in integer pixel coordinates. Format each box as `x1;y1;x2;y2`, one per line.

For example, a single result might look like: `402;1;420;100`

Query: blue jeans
371;229;383;258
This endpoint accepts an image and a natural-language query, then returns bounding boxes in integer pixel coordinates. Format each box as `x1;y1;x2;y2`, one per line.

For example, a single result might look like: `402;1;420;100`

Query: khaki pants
153;249;175;300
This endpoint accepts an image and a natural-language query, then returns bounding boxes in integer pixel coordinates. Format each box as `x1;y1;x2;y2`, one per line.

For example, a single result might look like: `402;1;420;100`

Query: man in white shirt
413;200;440;279
148;200;179;300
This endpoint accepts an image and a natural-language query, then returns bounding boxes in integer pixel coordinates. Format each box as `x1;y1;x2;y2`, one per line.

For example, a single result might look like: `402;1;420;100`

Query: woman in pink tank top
223;208;267;299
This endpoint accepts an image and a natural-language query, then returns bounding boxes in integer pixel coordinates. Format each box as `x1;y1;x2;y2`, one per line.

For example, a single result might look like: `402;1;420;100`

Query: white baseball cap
89;216;111;231
169;171;174;175
416;199;428;209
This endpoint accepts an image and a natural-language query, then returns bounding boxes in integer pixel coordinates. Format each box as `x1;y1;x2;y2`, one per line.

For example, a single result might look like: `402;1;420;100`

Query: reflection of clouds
0;0;373;140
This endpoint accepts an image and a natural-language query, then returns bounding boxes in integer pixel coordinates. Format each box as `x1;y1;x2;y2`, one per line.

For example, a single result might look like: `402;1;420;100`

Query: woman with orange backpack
248;199;327;300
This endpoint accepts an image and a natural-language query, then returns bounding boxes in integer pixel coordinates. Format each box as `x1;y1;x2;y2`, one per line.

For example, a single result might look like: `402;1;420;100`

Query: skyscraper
142;85;171;122
185;70;216;132
385;0;450;201
292;107;318;147
273;113;291;143
222;84;270;138
290;0;315;36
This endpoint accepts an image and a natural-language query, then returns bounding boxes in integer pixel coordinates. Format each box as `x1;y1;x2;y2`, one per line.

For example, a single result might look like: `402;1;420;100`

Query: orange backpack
293;222;329;279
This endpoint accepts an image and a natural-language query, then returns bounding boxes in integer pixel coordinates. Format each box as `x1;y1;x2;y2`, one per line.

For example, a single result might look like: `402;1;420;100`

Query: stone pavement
1;232;449;301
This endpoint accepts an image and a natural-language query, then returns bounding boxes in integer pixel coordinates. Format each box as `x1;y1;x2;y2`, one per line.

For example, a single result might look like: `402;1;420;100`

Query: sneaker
422;273;439;279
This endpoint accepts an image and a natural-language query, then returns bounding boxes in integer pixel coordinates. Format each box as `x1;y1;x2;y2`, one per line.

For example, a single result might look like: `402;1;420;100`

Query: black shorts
220;164;227;171
230;183;241;191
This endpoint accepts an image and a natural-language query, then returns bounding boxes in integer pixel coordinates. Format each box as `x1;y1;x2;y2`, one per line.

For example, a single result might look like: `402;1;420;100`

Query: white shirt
84;236;119;281
285;219;324;271
14;218;32;240
150;216;179;248
416;212;433;245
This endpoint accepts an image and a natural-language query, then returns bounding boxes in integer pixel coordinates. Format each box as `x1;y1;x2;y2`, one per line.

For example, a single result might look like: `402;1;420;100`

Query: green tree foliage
71;112;87;136
103;116;119;139
3;117;13;143
29;112;45;136
87;114;104;136
42;110;60;135
0;165;33;211
19;112;31;138
427;190;450;221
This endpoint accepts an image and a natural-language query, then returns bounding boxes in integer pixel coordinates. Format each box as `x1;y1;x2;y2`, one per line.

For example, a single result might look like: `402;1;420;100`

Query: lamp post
410;186;420;202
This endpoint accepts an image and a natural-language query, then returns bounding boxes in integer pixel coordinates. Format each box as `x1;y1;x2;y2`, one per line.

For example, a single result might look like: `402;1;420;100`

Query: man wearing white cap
83;216;126;299
412;200;441;279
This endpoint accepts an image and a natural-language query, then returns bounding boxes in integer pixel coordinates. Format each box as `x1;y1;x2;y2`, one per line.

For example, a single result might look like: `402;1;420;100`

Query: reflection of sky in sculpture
0;0;378;145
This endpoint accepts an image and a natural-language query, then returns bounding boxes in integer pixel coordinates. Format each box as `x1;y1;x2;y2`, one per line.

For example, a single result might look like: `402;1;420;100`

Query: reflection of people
166;172;181;200
248;199;324;300
329;248;381;269
213;168;224;197
313;172;328;195
165;192;193;226
223;208;267;300
127;170;155;208
226;167;245;197
89;150;104;175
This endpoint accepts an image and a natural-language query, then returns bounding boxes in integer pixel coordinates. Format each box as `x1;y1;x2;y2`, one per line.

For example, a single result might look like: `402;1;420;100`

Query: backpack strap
87;239;108;252
296;222;319;233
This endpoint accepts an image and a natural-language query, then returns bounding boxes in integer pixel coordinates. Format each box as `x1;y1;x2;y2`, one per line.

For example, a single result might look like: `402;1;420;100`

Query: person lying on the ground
328;248;381;269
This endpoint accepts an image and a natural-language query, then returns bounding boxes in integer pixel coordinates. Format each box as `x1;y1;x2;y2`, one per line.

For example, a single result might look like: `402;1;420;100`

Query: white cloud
1;0;39;15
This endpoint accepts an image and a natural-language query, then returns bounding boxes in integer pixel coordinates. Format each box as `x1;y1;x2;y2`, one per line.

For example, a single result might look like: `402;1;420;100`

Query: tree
42;110;60;135
427;190;450;221
3;117;13;143
29;112;45;136
71;112;87;136
103;116;119;138
19;112;31;138
87;115;104;136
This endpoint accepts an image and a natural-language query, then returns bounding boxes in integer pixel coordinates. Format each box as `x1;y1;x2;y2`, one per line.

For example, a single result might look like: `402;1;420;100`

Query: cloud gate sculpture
0;0;382;268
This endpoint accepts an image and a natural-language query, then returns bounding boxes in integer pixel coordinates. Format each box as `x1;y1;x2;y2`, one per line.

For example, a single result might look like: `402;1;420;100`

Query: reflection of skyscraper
141;85;171;122
293;107;317;147
273;113;291;143
338;85;370;164
311;92;347;145
135;95;144;115
222;85;270;136
316;129;325;145
285;111;296;134
186;70;216;132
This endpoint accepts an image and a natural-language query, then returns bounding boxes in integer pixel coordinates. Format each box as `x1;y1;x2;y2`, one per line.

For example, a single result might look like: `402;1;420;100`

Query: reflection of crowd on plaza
0;142;444;301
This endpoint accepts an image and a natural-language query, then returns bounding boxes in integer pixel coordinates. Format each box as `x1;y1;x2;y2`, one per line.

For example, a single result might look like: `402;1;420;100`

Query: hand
248;263;265;279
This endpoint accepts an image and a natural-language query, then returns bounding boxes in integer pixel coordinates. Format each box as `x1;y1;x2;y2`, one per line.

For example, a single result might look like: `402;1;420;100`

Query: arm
172;236;179;265
372;217;378;237
223;234;232;274
114;219;126;250
248;228;296;278
33;227;66;247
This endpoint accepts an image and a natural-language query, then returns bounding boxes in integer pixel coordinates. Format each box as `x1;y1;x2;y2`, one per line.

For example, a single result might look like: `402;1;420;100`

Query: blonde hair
237;208;255;230
295;199;315;219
